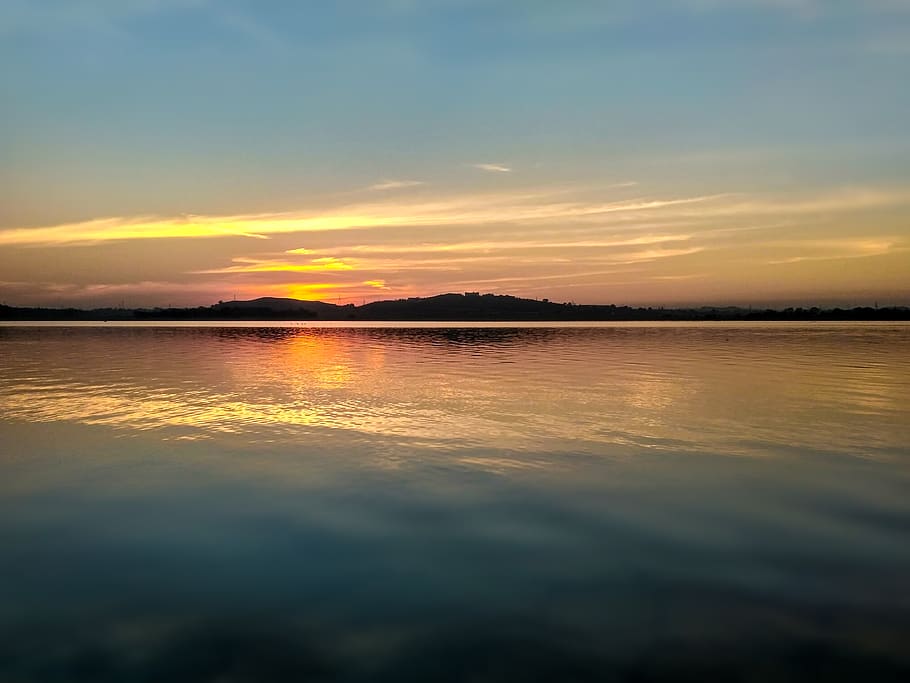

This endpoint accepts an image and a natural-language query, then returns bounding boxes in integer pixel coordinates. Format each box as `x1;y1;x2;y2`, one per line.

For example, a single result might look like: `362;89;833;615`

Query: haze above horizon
2;1;908;308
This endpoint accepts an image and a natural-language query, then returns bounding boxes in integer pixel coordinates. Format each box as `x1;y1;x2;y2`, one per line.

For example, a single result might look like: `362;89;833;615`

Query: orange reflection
0;325;907;466
281;333;355;389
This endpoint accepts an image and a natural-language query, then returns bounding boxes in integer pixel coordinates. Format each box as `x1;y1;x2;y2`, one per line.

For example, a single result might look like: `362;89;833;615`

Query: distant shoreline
2;293;908;322
3;321;909;330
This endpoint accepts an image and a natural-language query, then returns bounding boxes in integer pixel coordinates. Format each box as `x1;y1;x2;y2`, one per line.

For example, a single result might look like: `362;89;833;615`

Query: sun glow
1;186;908;307
281;283;342;301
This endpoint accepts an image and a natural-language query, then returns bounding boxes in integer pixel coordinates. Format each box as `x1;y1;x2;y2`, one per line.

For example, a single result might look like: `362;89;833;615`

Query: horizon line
2;291;908;313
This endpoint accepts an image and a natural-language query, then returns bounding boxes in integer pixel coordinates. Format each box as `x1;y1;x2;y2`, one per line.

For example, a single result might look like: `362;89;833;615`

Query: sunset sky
2;0;908;308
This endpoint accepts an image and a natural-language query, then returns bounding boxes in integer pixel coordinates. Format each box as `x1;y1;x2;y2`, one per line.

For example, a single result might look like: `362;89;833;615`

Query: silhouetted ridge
210;297;350;319
1;295;908;321
356;293;571;320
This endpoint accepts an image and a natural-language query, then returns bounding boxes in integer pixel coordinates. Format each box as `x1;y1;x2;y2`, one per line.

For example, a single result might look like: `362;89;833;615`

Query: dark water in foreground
1;323;909;682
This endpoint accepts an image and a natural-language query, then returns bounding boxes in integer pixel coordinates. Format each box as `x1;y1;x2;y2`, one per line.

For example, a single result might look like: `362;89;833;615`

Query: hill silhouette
210;297;350;319
1;292;908;321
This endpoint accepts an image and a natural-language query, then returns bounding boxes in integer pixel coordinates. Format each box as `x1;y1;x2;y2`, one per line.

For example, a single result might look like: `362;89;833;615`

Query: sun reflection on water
1;325;908;459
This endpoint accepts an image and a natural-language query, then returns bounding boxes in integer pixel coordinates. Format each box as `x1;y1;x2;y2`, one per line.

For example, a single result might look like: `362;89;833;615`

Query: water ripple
1;324;908;458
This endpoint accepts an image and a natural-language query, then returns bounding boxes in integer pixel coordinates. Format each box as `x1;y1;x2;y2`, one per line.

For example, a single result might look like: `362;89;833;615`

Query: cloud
766;238;904;264
193;256;354;274
367;179;426;191
0;191;726;247
5;186;904;253
0;278;247;307
332;233;693;257
652;273;707;280
472;163;512;173
4;184;909;308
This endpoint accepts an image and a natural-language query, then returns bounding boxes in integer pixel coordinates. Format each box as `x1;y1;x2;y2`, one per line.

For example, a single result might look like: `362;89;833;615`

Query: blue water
1;323;909;681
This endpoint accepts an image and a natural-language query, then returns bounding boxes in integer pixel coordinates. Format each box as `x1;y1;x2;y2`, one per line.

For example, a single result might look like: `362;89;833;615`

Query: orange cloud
194;256;354;274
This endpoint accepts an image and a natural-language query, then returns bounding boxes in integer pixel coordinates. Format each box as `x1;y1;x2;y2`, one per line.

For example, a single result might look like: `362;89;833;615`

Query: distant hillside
210;297;351;319
356;293;572;320
1;293;908;322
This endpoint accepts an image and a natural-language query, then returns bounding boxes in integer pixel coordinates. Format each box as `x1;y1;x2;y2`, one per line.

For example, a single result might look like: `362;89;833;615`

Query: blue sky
1;1;908;306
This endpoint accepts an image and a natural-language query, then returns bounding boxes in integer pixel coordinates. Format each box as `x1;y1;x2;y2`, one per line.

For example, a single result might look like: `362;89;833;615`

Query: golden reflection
0;326;907;462
621;376;692;411
280;333;356;389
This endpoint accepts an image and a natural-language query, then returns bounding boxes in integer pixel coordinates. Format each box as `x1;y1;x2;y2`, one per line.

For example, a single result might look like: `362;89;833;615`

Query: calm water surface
1;323;909;681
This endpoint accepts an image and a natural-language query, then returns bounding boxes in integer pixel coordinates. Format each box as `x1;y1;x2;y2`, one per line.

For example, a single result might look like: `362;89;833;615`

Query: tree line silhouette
2;293;908;321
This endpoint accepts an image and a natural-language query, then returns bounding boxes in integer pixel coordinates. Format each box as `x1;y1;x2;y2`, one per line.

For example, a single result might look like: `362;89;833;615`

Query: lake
1;322;909;682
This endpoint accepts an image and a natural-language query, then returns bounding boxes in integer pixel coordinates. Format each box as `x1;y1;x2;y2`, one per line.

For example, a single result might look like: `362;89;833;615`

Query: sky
1;0;908;308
